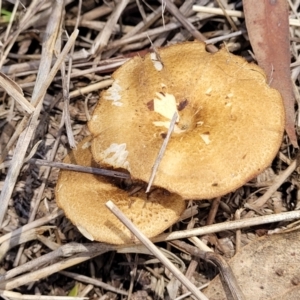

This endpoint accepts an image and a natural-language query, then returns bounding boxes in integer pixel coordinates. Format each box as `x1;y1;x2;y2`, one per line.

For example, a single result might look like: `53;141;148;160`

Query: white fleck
150;52;163;71
153;121;185;133
112;102;123;107
153;121;169;128
197;121;204;126
104;80;123;106
153;92;179;121
82;141;91;150
102;143;130;169
226;93;233;98
225;102;232;107
200;133;211;145
205;87;212;95
77;225;94;241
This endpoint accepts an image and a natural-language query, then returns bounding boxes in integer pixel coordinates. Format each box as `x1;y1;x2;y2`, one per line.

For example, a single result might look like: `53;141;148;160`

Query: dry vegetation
0;0;300;299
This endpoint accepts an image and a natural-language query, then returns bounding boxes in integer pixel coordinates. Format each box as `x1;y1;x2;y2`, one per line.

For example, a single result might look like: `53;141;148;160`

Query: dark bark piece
243;0;298;147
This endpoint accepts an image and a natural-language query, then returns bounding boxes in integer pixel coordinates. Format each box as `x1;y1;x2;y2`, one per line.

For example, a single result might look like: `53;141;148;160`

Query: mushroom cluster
89;41;285;200
56;41;284;244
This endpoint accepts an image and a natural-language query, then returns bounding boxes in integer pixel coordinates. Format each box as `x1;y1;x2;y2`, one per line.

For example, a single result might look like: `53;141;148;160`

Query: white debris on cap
150;52;163;71
82;141;91;149
104;80;123;106
101;143;130;169
200;133;211;145
153;92;179;121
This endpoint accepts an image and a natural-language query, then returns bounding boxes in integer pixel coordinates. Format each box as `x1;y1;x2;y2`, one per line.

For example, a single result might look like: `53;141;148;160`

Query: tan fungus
55;137;185;244
89;41;285;199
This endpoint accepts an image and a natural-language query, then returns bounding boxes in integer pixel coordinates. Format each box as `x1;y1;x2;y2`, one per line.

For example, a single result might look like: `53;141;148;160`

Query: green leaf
68;283;79;297
1;9;12;22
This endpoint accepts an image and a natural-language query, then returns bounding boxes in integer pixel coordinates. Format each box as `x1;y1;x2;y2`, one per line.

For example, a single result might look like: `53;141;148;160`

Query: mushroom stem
106;200;209;300
146;112;177;193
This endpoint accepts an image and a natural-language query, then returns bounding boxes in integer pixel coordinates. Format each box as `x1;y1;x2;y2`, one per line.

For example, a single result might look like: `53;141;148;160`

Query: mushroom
88;41;284;200
55;136;185;244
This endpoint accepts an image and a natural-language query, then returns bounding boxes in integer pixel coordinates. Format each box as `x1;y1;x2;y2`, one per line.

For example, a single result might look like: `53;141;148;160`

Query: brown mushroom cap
55;137;185;244
88;41;284;200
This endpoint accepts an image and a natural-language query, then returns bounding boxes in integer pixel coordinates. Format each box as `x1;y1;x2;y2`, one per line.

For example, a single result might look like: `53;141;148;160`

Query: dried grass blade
0;1;67;227
192;5;300;27
60;271;129;296
0;290;88;300
0;243;102;282
0;247;114;290
0;209;63;245
0;73;34;114
0;226;52;262
61;1;82;149
157;0;217;53
153;210;300;242
91;0;130;55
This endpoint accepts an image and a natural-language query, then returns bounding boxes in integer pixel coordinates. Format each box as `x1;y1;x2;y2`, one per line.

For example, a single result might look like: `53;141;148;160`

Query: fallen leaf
243;0;298;147
204;230;300;299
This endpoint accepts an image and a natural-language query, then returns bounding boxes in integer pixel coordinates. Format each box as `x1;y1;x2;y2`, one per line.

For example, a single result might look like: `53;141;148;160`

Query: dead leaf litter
0;0;300;299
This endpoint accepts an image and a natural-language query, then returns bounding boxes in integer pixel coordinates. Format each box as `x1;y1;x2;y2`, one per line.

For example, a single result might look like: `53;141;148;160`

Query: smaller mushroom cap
55;136;185;245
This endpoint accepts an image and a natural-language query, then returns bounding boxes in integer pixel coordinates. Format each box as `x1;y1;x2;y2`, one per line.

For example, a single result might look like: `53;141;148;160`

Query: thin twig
0;209;64;245
193;5;244;18
206;197;221;225
62;0;82;149
3;0;19;43
193;5;300;27
91;0;131;55
13;114;65;267
215;0;238;31
174;283;209;300
27;159;130;179
0;116;29;165
205;30;243;45
0;227;52;262
0;243;100;282
1;158;130;178
0;73;34;114
154;210;300;243
69;79;114;98
146;112;177;193
104;6;162;58
0;290;88;300
60;271;128;296
170;240;246;300
105;16;202;51
234;208;244;253
245;159;298;209
106;200;209;300
157;0;218;53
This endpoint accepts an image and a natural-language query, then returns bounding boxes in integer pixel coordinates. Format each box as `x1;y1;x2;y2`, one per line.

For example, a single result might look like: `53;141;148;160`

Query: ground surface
0;1;300;299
